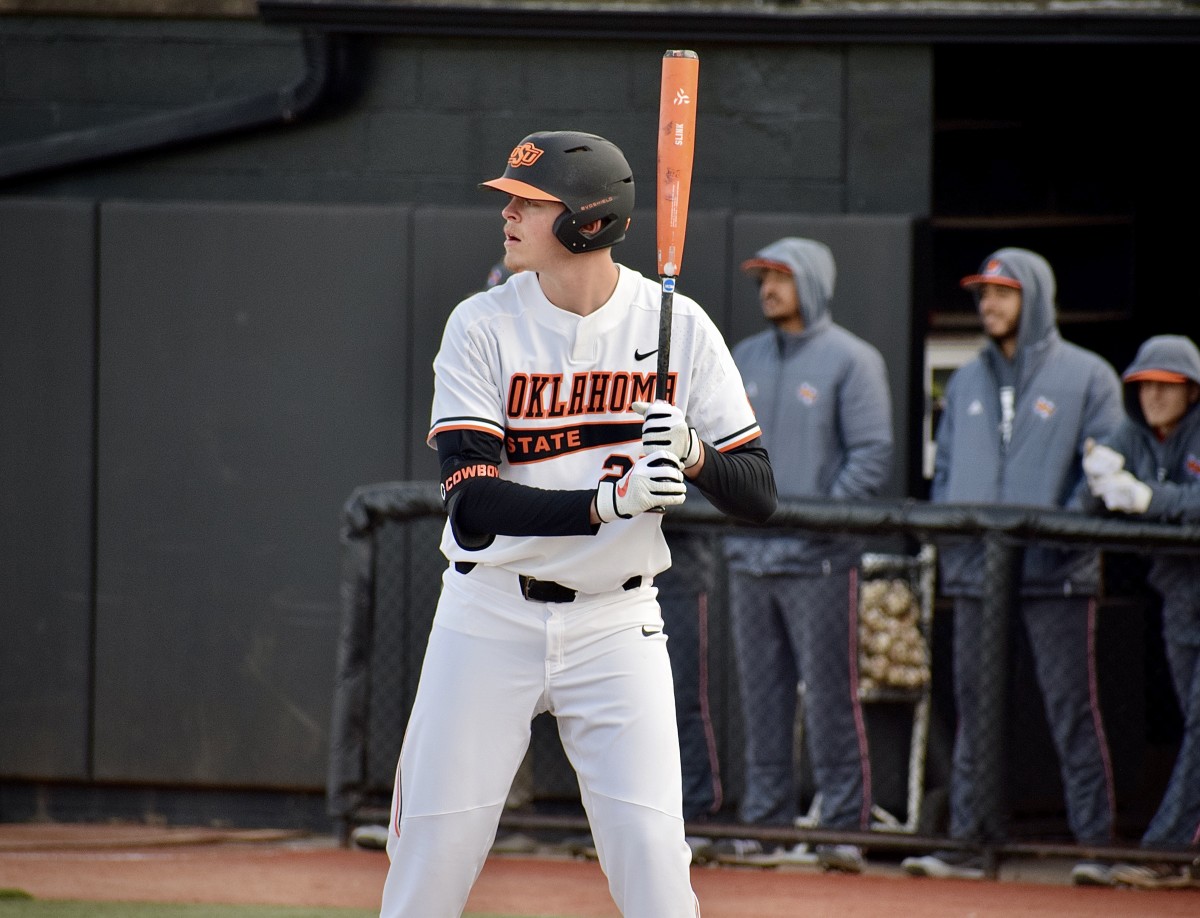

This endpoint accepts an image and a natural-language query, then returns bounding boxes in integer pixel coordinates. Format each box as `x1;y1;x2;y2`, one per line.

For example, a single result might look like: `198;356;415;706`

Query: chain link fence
328;482;1199;864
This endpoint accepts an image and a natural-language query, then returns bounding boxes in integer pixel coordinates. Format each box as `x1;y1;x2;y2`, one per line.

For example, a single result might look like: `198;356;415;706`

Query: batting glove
631;400;702;470
1082;439;1125;494
1097;470;1152;514
594;450;687;523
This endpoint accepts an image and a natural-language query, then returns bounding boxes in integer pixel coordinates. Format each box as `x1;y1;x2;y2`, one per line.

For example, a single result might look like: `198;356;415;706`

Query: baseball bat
655;49;699;402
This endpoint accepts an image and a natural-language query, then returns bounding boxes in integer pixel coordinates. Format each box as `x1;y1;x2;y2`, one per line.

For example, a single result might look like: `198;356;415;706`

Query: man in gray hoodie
1083;334;1200;889
721;237;893;873
902;248;1124;885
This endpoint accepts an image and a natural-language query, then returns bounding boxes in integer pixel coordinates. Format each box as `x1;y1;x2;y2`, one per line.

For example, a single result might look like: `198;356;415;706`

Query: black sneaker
900;850;985;879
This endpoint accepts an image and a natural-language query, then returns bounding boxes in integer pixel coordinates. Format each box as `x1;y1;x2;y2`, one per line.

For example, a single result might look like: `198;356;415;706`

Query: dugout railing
329;481;1200;875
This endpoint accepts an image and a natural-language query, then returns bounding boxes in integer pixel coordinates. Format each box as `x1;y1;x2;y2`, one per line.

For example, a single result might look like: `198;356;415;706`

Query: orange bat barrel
655;50;699;402
656;50;699;280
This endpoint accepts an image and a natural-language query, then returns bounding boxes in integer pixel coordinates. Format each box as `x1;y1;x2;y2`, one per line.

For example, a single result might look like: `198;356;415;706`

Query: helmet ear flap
553;209;619;253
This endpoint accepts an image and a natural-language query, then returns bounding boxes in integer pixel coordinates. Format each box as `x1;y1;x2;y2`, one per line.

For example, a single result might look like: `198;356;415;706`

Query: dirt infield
0;823;1196;917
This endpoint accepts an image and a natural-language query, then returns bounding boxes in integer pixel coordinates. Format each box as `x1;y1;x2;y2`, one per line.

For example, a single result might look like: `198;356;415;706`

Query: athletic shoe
901;850;985;879
349;823;389;851
1111;861;1200;890
562;832;597;859
1070;860;1115;886
712;837;767;864
760;843;818;867
714;840;816;867
816;843;865;874
685;836;715;864
491;831;539;854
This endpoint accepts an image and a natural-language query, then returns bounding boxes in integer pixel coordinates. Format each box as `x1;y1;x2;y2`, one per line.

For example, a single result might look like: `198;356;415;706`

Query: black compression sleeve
692;440;777;523
454;478;597;538
435;430;597;546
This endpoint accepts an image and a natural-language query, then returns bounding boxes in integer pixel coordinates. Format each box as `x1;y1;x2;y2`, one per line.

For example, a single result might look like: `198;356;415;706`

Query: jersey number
599;453;635;483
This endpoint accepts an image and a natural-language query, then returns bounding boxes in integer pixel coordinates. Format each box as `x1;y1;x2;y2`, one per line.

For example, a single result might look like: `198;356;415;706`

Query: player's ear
578;218;603;238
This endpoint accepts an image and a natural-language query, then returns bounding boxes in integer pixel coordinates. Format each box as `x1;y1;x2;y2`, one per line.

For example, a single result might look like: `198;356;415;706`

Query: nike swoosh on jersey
634;348;658;361
641;625;663;636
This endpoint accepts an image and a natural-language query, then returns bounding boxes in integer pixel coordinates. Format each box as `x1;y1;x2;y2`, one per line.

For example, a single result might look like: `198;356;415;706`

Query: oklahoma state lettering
506;371;676;419
506;420;643;464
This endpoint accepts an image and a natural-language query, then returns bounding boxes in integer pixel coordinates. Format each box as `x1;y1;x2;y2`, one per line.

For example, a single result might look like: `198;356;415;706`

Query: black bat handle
656;278;674;402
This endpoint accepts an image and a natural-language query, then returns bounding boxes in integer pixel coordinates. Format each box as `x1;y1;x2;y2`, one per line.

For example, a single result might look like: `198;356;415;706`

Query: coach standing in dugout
376;130;776;918
718;237;893;873
902;247;1124;885
1081;334;1200;890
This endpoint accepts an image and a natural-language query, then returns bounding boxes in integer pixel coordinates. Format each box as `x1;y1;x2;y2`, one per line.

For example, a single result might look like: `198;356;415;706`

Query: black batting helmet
480;130;634;253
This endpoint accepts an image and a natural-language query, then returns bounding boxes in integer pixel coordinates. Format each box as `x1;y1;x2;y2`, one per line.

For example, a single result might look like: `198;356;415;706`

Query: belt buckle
520;575;536;601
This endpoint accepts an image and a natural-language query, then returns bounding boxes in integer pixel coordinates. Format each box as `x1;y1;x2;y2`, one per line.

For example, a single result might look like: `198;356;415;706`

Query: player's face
1138;379;1194;437
977;284;1022;344
501;196;568;273
758;268;804;332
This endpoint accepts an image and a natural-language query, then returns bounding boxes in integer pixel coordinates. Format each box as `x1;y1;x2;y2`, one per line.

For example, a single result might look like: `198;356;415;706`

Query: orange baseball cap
961;257;1022;290
740;257;792;276
1123;368;1189;384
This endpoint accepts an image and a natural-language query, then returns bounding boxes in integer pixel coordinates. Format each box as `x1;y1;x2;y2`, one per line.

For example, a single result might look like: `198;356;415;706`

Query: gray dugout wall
0;196;913;793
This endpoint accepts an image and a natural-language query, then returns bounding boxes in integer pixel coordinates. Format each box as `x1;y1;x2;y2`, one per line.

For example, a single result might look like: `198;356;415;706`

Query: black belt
454;561;641;603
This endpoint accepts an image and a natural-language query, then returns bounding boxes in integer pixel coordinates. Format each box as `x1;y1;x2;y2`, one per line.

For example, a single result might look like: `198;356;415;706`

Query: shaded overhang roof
256;0;1200;43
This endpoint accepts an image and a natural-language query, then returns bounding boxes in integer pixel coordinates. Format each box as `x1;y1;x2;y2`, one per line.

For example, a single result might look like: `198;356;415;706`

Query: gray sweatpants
948;595;1115;845
727;568;872;830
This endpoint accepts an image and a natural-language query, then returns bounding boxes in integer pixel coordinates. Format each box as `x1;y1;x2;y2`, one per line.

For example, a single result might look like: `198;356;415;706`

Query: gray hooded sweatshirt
932;247;1124;596
725;237;893;575
1087;334;1200;644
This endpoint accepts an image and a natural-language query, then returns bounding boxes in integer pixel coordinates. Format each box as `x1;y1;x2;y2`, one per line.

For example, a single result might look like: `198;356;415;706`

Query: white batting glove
1082;439;1126;494
594;450;687;523
631;400;702;470
1097;470;1152;514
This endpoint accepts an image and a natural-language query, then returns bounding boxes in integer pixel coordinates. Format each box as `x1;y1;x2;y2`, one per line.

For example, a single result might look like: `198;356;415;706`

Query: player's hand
1096;470;1152;514
631;400;702;470
1082;438;1125;494
594;450;687;523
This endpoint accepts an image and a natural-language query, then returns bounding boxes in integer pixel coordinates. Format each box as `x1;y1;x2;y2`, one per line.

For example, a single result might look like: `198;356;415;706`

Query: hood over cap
1120;333;1200;425
741;236;836;332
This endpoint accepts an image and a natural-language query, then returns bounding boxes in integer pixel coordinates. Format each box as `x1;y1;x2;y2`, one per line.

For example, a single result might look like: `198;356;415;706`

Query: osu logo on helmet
508;142;544;168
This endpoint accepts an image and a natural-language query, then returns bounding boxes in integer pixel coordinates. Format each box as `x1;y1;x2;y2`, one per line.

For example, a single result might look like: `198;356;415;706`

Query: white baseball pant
379;564;700;917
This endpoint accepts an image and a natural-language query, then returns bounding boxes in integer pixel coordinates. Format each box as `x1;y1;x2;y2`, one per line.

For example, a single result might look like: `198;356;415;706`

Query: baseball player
378;130;777;918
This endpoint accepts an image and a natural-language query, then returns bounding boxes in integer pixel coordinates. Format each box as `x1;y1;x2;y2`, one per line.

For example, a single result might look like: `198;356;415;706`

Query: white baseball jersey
428;264;760;594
